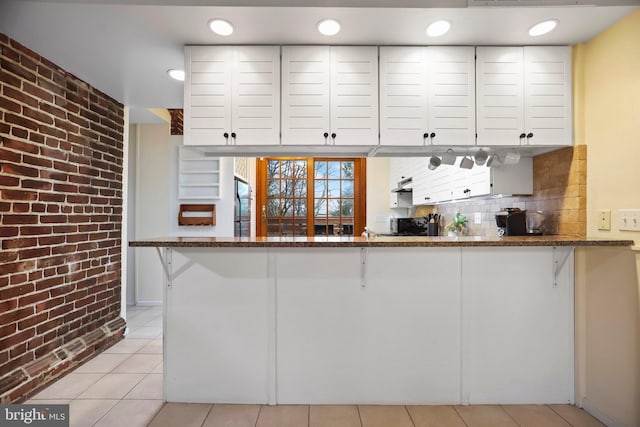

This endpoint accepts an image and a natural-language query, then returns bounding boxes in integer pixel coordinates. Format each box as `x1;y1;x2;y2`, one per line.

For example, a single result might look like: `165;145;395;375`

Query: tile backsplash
415;146;586;237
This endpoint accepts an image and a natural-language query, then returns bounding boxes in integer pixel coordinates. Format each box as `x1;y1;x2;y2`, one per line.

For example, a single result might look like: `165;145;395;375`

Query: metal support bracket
552;246;573;288
360;247;368;288
155;247;173;288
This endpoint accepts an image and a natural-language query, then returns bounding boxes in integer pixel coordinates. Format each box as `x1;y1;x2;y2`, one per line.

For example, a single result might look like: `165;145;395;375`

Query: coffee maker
495;208;528;236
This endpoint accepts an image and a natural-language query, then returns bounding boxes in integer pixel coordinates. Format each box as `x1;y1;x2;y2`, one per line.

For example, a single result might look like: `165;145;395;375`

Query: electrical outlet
597;209;611;231
618;209;640;231
474;212;482;224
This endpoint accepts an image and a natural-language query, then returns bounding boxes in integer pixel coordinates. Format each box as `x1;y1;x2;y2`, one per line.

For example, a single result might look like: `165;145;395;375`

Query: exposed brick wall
0;33;125;400
168;108;183;135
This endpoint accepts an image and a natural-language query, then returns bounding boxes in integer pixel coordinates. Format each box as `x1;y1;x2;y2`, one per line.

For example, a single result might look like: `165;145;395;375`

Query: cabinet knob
423;133;429;139
430;132;436;139
323;132;329;138
519;133;526;139
223;132;229;138
331;133;336;143
527;132;533;139
231;132;236;138
425;197;430;200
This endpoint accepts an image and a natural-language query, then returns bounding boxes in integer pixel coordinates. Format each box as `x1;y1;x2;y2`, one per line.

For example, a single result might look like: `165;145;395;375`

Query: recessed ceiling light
528;19;558;37
317;19;341;36
208;18;234;36
426;20;451;38
167;69;185;81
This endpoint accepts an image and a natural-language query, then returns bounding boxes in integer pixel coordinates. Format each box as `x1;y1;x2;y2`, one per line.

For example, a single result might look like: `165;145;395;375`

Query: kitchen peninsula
130;236;632;405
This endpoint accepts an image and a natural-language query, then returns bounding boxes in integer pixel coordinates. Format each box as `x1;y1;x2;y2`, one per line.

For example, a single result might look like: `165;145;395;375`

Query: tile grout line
201;403;215;427
500;405;523;427
452;405;470;427
404;405;417;427
254;404;263;427
547;404;579;427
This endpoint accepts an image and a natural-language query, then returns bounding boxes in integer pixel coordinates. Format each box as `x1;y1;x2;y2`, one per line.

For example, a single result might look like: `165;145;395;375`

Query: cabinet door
330;46;379;145
389;157;414;208
281;46;331;145
427;46;476;146
379;47;428;146
462;247;574;403
450;166;491;200
524;46;572;146
276;247;462;404
184;46;233;145
231;46;280;145
476;47;525;146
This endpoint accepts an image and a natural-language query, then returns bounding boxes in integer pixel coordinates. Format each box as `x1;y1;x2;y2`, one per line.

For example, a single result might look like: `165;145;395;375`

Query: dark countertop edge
129;237;634;248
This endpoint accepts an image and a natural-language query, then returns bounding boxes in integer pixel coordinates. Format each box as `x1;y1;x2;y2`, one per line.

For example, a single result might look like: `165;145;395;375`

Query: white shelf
178;146;221;200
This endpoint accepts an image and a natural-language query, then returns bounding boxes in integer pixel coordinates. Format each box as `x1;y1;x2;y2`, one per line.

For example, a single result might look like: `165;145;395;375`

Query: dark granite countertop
129;235;633;248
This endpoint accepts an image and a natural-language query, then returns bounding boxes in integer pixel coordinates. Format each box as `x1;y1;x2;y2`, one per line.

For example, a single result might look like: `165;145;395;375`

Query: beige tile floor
26;305;606;427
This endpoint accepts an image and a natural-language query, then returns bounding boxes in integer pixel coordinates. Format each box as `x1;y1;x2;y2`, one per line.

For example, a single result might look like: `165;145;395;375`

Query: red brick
12;127;29;139
39;146;67;161
31;202;46;213
1;189;38;201
0;284;34;300
39;192;65;203
39;124;66;139
21;179;52;190
3;138;40;154
2;163;39;177
20;247;51;260
0;299;19;314
2;238;38;250
38;235;65;246
0;69;22;89
40;215;67;224
22;81;54;103
0;306;34;326
53;161;78;173
19;290;50;307
0;226;19;238
18;313;48;330
4;112;39;131
0;175;19;186
0;96;21;113
23;154;53;168
0;324;17;338
35;276;63;291
3;214;39;225
1;58;37;82
12;202;30;213
22;105;54;125
20;225;52;236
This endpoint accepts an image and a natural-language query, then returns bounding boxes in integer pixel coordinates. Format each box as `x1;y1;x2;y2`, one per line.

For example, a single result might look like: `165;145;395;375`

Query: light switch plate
597;209;611;231
618;209;640;231
474;212;482;224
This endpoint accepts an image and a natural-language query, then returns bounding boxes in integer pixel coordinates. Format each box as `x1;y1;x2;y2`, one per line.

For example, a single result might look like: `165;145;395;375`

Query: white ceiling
1;0;638;123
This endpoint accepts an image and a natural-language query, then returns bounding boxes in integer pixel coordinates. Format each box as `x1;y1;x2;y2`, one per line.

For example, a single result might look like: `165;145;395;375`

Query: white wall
126;123;136;306
131;125;238;304
365;157;395;234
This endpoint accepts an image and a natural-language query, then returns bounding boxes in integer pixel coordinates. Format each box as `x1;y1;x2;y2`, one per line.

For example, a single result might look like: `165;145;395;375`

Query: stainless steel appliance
495;208;527;236
234;178;251;237
526;210;545;235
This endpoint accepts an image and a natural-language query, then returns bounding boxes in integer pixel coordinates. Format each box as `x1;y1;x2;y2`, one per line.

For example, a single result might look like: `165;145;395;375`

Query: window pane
342;180;354;197
294;181;306;197
281;160;294;178
267;161;280;178
314;199;326;216
341;199;354;216
294;160;307;178
267;199;281;216
328;200;340;217
281;179;294;198
281;198;294;216
314;181;327;198
328;161;340;178
327;180;340;198
294;200;307;216
267;180;279;196
315;161;327;178
342;161;354;178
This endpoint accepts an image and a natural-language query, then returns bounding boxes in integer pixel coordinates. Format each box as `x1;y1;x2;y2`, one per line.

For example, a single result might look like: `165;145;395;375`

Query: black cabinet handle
527;132;533;139
425;197;430;200
430;132;436;139
519;133;526;139
331;133;336;139
423;132;429;139
223;132;229;138
323;132;329;138
231;132;236;138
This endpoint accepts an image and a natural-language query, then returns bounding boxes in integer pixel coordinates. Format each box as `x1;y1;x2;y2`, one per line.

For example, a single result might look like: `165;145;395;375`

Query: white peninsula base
158;246;574;405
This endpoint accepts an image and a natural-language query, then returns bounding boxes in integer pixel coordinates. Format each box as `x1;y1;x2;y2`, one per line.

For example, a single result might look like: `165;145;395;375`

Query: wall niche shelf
178;146;221;200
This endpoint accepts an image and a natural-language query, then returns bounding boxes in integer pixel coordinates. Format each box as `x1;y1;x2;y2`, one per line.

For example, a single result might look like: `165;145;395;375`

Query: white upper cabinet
380;46;476;146
282;46;378;146
184;46;280;146
476;46;572;146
